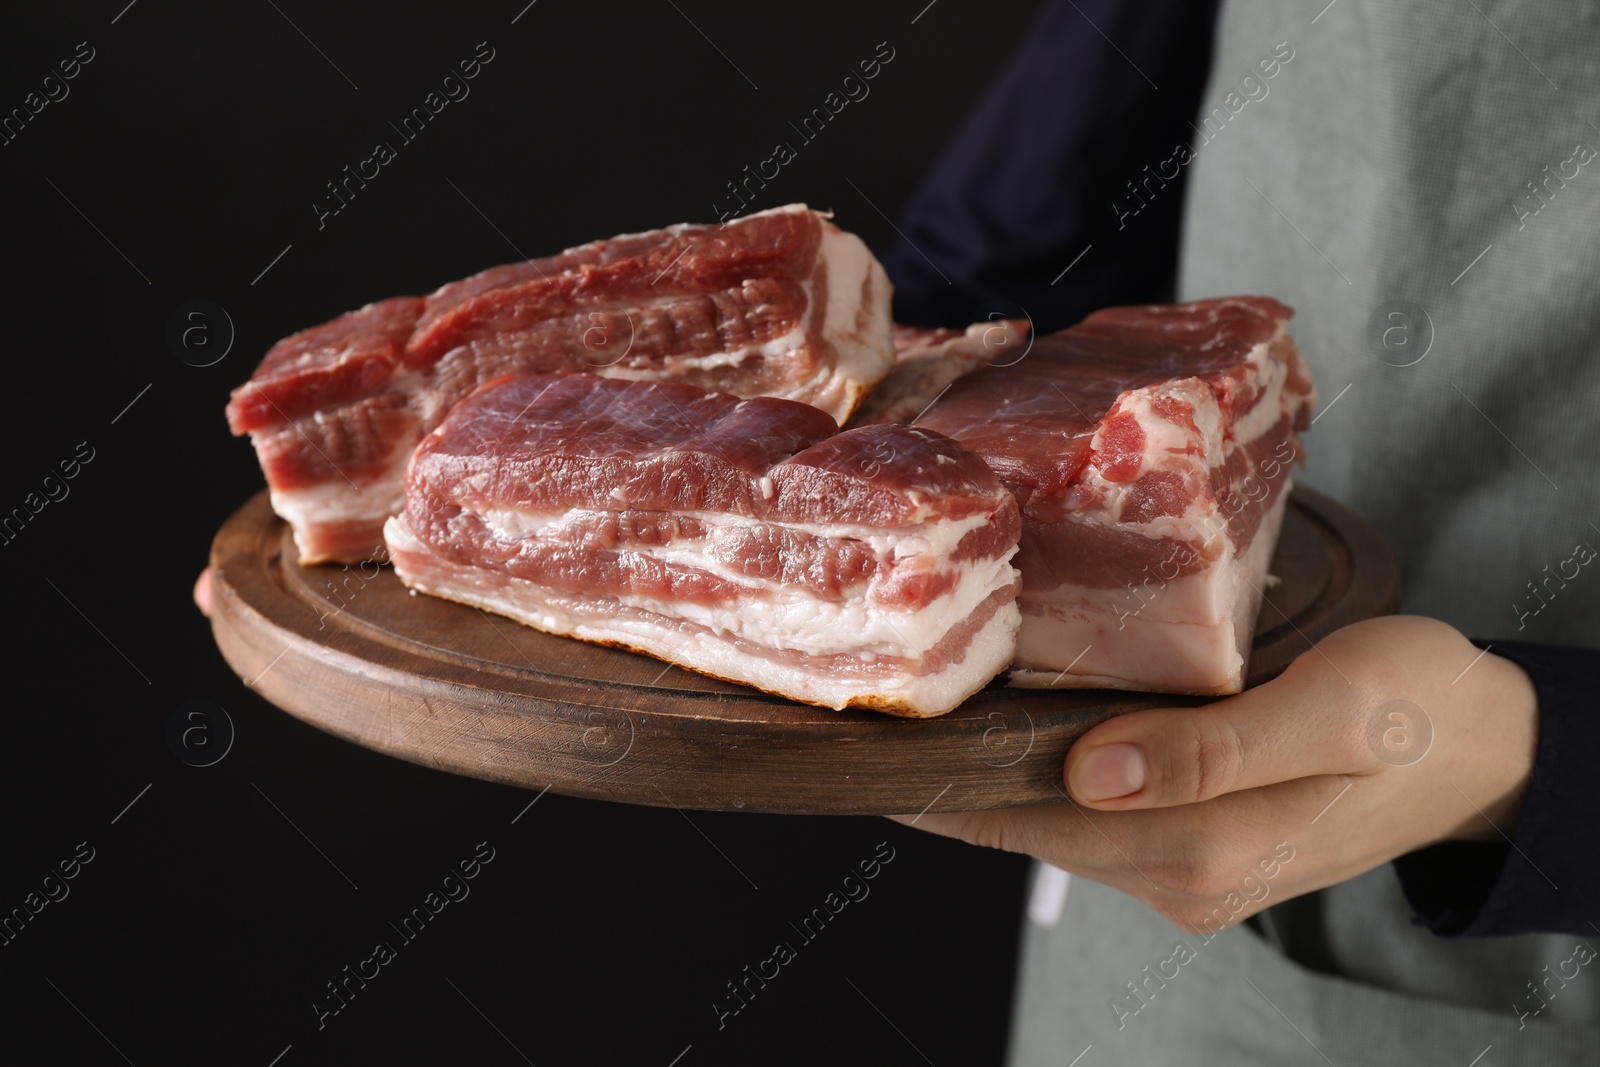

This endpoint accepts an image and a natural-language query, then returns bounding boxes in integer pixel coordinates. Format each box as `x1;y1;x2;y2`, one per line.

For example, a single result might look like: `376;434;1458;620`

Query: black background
0;2;1058;1064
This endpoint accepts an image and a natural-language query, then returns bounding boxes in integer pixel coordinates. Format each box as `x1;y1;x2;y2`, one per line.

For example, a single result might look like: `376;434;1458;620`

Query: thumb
1063;675;1378;810
194;567;213;619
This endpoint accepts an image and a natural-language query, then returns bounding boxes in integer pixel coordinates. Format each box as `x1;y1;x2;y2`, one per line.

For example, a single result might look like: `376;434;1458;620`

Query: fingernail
1072;743;1146;801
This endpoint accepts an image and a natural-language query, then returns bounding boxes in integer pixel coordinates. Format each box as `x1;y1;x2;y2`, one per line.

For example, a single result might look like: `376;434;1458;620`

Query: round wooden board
209;486;1398;815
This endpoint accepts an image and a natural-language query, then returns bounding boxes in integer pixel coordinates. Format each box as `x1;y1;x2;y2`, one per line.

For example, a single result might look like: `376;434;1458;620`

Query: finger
884;803;1138;885
885;806;1080;859
194;568;213;618
1063;675;1376;810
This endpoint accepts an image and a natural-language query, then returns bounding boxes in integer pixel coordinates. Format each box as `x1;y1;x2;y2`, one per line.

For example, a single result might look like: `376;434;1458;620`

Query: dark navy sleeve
882;0;1224;333
1393;641;1600;937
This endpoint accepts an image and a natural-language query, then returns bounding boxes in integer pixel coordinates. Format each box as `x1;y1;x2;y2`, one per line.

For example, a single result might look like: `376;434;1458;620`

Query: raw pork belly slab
384;374;1022;716
227;204;894;563
915;297;1316;695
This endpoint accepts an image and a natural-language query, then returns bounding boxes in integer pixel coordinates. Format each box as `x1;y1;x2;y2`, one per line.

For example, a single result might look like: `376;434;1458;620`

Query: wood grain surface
208;485;1399;815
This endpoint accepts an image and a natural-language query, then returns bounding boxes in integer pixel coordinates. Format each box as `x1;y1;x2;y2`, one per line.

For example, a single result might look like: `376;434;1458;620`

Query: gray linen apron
1007;2;1600;1062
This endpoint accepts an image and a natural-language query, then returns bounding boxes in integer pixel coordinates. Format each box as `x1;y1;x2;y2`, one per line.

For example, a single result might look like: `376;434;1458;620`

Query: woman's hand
889;615;1538;931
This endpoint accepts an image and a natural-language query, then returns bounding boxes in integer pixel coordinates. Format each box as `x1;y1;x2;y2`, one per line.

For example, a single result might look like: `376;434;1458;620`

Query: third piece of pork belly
916;296;1317;695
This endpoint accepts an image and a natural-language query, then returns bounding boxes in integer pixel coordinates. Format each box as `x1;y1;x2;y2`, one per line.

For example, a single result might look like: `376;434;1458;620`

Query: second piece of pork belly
385;373;1021;716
